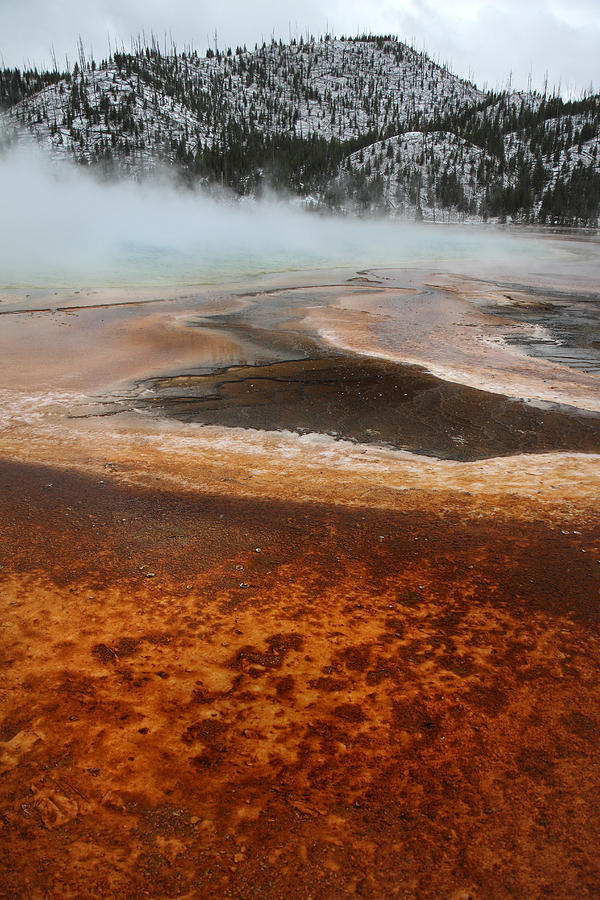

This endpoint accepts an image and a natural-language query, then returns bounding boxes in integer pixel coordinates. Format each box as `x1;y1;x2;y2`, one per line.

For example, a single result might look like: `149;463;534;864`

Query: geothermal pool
1;206;600;899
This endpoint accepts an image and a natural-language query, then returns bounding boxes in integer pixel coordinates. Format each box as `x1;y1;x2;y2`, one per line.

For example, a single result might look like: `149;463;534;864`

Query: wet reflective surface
133;350;600;461
482;287;600;375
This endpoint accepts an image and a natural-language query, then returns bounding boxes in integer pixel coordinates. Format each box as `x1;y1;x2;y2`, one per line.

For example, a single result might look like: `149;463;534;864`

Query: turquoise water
0;149;562;290
0;210;559;290
105;218;552;286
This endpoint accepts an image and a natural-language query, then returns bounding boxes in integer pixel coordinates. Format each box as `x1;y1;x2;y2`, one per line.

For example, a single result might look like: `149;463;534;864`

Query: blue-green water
0;149;566;290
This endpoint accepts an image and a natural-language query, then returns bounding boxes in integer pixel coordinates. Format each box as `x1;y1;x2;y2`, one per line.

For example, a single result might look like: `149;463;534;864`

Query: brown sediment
0;303;262;393
1;256;600;897
135;353;600;461
1;458;600;898
2;265;599;413
305;289;600;413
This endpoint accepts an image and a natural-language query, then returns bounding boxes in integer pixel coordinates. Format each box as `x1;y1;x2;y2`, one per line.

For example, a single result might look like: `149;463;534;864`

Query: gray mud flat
482;288;600;375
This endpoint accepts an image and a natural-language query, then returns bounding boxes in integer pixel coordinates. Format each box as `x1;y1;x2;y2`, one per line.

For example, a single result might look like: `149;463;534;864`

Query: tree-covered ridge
0;68;66;110
1;35;598;225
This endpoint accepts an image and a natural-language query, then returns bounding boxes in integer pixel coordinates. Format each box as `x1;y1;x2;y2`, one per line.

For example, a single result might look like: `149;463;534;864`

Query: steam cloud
0;142;550;289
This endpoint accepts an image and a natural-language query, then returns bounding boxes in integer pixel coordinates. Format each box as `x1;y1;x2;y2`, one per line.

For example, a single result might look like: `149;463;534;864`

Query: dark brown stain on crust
135;354;600;461
0;458;599;898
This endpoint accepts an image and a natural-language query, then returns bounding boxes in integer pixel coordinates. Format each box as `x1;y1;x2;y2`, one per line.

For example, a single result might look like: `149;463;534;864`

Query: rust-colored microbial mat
1;459;599;898
1;258;600;898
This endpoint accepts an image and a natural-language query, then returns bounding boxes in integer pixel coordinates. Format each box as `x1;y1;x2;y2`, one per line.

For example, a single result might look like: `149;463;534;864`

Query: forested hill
1;35;599;225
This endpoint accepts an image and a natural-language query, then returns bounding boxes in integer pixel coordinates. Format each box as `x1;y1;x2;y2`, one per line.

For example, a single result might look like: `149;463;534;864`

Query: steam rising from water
1;143;556;289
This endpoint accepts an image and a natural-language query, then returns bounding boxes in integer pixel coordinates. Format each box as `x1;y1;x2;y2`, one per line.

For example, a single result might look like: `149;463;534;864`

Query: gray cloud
390;0;600;95
0;0;597;95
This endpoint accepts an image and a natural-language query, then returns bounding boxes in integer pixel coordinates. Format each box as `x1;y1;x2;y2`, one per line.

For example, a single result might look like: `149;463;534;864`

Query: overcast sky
0;0;597;97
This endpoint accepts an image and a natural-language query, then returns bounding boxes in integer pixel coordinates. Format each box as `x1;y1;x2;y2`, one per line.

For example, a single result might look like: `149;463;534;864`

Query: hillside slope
1;36;599;224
